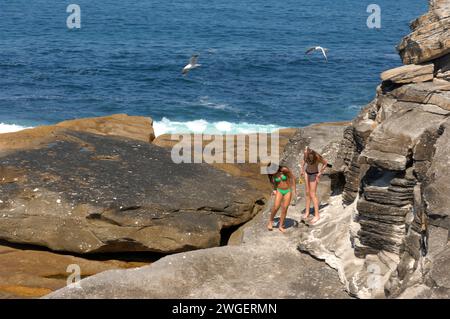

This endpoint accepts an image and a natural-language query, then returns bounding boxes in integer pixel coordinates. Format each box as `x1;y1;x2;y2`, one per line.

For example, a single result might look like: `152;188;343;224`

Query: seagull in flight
182;54;201;75
305;46;329;62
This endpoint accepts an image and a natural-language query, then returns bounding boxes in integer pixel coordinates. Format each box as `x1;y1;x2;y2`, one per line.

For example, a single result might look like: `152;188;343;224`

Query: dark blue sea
0;0;427;135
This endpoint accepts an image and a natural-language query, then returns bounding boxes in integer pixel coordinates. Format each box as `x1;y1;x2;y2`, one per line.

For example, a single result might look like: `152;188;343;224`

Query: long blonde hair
305;147;321;165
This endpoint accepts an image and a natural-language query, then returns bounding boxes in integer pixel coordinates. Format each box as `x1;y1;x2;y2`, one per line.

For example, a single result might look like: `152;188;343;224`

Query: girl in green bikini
267;165;296;233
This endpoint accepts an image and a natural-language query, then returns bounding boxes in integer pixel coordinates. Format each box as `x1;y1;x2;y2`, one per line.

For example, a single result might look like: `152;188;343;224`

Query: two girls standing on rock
266;146;328;232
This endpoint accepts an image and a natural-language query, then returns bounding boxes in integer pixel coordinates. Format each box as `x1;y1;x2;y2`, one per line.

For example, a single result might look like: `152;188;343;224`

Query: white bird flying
305;46;329;62
182;54;201;75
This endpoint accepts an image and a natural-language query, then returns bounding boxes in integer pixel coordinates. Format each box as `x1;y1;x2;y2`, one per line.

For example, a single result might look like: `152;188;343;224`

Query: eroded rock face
398;0;450;64
280;122;348;182
153;129;298;197
380;64;434;84
295;1;450;298
0;244;147;299
45;245;349;299
0;129;264;254
56;114;156;143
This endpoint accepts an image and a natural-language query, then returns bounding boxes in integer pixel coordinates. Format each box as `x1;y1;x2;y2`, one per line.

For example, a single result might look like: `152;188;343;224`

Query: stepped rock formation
0;119;264;254
299;0;450;298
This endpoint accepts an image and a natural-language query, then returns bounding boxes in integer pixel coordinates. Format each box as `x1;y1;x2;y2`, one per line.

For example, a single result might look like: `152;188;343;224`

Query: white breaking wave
0;123;32;134
153;117;283;137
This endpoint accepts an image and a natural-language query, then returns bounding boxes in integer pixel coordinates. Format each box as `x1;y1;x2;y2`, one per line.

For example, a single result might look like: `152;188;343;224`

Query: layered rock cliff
300;0;450;298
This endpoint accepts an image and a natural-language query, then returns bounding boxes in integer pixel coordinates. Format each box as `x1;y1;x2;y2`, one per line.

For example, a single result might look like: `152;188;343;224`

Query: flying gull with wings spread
305;46;329;62
182;54;201;75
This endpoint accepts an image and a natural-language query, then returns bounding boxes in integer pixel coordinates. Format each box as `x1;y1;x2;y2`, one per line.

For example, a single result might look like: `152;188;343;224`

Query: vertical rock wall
330;0;450;297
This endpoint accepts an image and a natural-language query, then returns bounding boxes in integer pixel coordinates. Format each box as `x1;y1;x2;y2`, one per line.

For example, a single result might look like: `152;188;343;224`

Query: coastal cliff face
300;0;450;298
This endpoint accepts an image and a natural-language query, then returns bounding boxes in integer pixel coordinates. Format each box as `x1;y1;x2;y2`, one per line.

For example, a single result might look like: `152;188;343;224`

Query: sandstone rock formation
153;128;298;196
45;123;350;299
398;0;450;64
380;64;434;84
0;122;264;254
298;0;450;298
56;114;156;143
0;244;147;298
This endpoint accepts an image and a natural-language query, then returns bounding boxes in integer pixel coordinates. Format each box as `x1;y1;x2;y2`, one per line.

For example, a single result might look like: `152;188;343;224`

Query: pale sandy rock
381;64;434;84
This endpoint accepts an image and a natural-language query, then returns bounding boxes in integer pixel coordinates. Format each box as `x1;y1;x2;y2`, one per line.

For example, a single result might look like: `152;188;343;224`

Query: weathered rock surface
0;244;147;299
0;114;155;155
46;123;349;299
423;118;450;229
381;64;434;84
0;128;264;254
293;1;450;299
45;244;348;299
46;181;348;299
280;122;348;184
56;114;156;143
153;129;298;196
398;0;450;64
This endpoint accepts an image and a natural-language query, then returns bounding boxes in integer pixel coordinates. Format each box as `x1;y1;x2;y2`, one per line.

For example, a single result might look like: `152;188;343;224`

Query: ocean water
0;0;427;136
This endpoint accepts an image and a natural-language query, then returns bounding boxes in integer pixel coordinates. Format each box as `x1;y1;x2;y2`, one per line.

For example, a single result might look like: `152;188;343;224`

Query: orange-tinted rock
56;114;155;142
0;244;147;299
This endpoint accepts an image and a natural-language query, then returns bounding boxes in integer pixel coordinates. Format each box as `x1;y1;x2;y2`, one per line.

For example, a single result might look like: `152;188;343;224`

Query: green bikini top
274;174;287;183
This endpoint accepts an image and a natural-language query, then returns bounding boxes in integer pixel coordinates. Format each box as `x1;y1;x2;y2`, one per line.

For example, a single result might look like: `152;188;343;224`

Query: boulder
56;114;155;143
0;244;147;298
45;244;349;299
398;0;450;64
381;64;434;84
389;82;450;110
359;107;446;171
0;114;155;155
0;129;265;254
153;129;298;196
45;186;349;299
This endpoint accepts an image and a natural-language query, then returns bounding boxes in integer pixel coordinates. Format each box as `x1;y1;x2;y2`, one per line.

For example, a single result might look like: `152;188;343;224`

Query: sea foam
153;117;283;137
0;123;32;134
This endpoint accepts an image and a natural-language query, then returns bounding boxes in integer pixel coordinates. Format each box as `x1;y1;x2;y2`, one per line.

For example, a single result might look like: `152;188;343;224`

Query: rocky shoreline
0;115;298;297
1;0;449;299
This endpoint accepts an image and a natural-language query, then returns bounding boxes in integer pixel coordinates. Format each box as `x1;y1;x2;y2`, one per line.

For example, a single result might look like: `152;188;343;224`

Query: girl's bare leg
279;192;292;233
303;174;311;219
268;191;282;230
310;177;320;224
